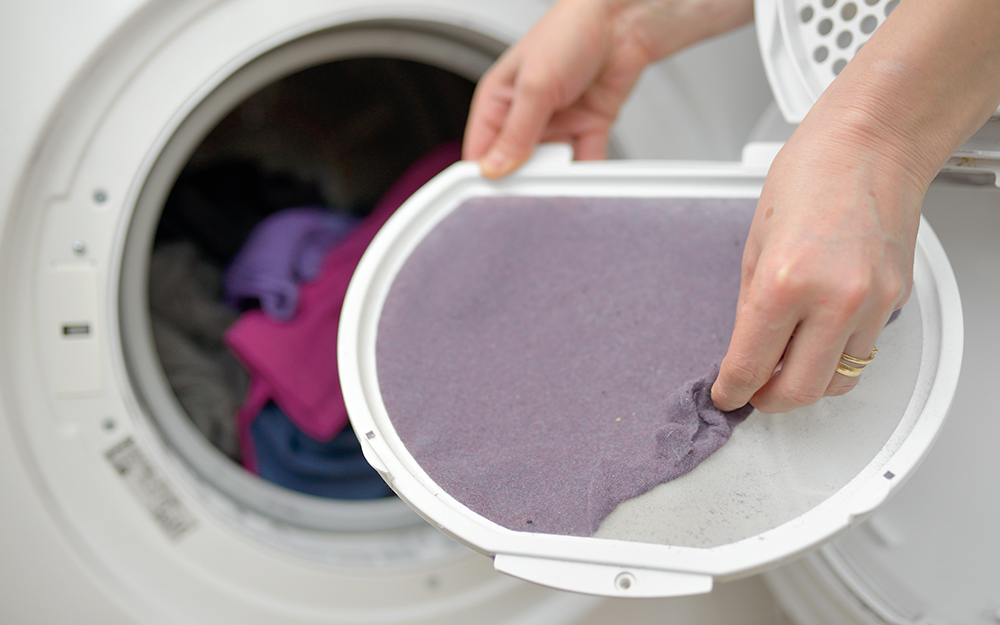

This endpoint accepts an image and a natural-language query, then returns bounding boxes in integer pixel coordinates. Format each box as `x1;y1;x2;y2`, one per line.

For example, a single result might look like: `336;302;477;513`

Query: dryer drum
139;57;475;525
118;32;495;542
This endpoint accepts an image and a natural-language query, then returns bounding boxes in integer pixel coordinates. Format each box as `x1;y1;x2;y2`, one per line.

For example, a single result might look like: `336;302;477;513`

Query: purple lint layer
376;196;756;537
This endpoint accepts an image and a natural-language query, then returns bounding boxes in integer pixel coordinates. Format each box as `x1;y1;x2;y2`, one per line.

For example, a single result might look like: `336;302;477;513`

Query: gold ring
836;346;878;377
836;361;866;377
840;347;878;367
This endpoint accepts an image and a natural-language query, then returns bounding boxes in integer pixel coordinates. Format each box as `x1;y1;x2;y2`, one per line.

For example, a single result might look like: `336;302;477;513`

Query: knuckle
764;261;807;301
811;267;873;323
826;385;850;397
755;254;824;307
883;268;905;293
781;384;824;408
881;271;912;310
756;256;915;321
833;272;871;311
899;274;914;303
516;73;562;109
720;359;771;393
826;377;859;397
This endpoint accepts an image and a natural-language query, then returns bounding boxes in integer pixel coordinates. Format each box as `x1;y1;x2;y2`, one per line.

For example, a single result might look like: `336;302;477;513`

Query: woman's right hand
462;0;753;178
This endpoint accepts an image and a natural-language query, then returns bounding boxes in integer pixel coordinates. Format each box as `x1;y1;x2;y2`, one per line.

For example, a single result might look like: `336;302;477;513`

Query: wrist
800;0;1000;191
604;0;753;61
801;93;941;196
770;95;930;236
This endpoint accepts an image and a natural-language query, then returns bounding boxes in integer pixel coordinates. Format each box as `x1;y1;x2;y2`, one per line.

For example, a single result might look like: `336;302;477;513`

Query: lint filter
338;144;962;598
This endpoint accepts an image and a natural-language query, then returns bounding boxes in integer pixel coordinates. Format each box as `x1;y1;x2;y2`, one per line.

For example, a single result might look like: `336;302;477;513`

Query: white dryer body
0;1;774;623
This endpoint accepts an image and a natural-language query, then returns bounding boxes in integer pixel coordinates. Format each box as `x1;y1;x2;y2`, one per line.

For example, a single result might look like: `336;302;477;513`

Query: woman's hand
710;113;923;413
463;0;753;177
712;0;1000;413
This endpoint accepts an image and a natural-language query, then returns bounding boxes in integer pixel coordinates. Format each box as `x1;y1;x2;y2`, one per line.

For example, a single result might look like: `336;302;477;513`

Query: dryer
752;0;1000;620
0;1;779;623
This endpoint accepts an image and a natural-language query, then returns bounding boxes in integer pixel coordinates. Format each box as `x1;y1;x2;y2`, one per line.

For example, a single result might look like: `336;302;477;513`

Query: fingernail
481;150;511;178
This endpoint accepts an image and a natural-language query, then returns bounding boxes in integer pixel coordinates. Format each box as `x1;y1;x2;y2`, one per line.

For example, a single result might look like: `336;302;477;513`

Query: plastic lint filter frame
338;144;962;598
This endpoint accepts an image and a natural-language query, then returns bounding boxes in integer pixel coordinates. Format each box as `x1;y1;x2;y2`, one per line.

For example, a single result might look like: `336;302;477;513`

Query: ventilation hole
822;0;836;7
841;2;857;19
864;0;879;4
860;14;878;33
814;46;829;62
801;6;815;22
837;31;853;48
833;59;848;74
885;0;899;15
819;18;833;35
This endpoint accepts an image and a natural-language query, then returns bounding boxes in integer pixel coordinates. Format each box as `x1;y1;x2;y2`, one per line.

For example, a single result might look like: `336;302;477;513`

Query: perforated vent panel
756;0;895;122
794;0;897;81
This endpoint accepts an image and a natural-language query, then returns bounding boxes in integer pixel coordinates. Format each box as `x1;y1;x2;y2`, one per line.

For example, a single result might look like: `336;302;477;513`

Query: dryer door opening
1;12;607;624
120;50;478;537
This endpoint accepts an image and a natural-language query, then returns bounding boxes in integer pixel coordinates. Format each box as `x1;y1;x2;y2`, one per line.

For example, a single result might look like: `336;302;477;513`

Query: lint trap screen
375;196;921;547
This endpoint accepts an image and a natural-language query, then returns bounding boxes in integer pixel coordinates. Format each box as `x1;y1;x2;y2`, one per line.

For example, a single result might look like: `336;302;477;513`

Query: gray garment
149;241;248;459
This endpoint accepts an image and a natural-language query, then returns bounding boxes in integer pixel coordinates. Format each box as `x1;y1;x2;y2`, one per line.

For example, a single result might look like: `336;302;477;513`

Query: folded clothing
228;141;462;472
251;403;392;499
223;208;357;321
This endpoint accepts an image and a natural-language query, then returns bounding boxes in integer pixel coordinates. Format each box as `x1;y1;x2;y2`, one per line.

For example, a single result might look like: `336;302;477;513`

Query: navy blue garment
251;403;393;499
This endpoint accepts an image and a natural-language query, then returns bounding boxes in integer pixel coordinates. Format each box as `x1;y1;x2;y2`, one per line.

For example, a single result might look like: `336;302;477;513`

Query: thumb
711;374;745;412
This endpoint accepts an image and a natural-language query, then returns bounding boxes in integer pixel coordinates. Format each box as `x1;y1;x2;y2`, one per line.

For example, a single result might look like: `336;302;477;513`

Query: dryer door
765;178;1000;625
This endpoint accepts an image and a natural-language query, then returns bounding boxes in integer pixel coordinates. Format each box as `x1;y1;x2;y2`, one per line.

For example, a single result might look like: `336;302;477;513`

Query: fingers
715;314;881;414
468;70;617;177
462;0;636;178
544;105;616;159
478;74;562;178
711;223;908;413
462;58;517;162
823;315;888;397
748;318;852;413
713;268;899;414
710;294;799;412
463;49;573;178
463;4;585;179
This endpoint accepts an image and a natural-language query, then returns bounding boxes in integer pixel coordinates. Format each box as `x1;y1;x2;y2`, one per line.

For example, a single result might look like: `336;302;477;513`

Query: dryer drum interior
120;48;484;534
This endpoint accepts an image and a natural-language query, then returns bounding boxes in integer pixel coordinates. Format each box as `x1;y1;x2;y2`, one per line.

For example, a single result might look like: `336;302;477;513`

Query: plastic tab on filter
494;554;714;598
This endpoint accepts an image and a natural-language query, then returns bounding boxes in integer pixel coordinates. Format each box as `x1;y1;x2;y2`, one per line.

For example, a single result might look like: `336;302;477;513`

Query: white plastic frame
338;145;963;598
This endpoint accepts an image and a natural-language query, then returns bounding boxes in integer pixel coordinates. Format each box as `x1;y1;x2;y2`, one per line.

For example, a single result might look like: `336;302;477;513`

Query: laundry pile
150;141;460;499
